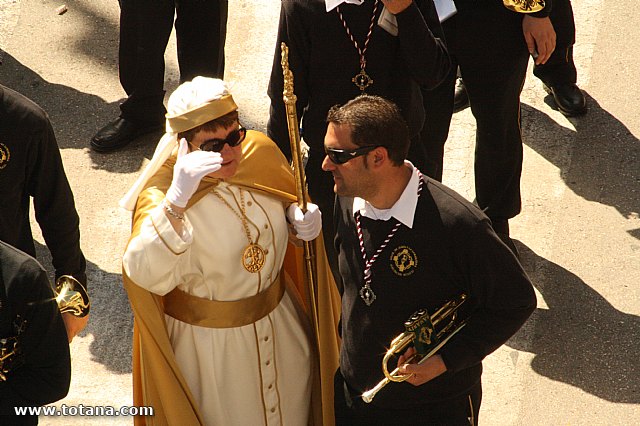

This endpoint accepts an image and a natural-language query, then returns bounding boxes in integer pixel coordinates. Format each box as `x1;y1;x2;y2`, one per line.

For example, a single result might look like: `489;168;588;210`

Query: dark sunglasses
192;127;247;152
325;145;380;165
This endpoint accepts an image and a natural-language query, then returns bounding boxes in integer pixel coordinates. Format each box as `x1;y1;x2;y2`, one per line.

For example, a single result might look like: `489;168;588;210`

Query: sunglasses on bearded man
324;145;381;165
190;126;247;152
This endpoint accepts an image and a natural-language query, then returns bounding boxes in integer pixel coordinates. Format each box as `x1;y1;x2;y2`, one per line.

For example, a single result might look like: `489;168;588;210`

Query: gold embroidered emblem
0;143;10;169
390;245;418;277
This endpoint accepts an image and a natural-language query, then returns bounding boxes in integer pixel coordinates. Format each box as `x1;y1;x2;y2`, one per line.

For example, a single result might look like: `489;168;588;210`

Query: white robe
123;182;312;426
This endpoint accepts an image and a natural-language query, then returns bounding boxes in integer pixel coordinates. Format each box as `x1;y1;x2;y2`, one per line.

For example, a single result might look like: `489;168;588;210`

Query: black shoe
453;78;470;113
91;117;164;153
543;83;587;117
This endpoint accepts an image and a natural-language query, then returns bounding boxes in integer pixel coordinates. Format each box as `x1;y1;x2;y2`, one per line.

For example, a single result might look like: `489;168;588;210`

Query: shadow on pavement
508;241;640;403
521;93;640;239
0;50;158;172
34;241;133;375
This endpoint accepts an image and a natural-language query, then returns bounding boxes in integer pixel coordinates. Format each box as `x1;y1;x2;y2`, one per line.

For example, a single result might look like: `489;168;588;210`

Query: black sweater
267;0;450;160
0;86;87;286
0;241;71;423
334;176;536;408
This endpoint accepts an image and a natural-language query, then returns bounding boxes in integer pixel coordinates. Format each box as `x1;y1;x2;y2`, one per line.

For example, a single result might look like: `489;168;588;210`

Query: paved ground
0;0;638;424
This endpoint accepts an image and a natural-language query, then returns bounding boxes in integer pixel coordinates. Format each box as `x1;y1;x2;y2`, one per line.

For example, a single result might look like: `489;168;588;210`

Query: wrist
163;199;186;220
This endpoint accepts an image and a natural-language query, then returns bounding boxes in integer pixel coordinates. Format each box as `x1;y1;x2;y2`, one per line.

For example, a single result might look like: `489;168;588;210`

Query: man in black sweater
0;240;71;425
0;85;89;341
322;95;536;425
268;0;450;278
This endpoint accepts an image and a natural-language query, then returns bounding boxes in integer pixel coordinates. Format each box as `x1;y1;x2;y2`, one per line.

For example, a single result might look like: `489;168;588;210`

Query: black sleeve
396;0;451;89
267;1;311;160
438;220;536;373
27;115;87;287
531;0;552;18
0;260;71;413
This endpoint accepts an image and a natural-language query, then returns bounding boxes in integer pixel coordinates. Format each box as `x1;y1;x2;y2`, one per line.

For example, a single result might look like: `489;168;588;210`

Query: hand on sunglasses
286;203;322;241
166;138;223;208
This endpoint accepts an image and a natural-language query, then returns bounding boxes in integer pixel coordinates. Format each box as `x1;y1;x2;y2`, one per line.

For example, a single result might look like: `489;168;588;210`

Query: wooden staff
280;42;321;346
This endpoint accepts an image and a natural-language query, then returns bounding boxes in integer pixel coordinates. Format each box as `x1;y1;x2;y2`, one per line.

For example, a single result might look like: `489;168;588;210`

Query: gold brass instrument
362;293;468;403
54;275;90;317
0;316;27;381
503;0;545;13
0;336;21;381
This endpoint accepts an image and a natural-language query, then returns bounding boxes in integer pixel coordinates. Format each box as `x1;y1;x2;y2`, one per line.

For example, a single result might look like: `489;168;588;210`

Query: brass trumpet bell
503;0;545;13
362;293;468;403
55;275;90;317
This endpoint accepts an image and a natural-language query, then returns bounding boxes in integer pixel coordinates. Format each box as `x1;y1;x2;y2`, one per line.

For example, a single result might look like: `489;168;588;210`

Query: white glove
165;138;223;207
287;203;322;241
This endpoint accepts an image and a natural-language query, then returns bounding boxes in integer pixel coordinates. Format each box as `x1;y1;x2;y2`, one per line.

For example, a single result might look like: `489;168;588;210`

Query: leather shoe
544;83;587;117
453;77;470;113
91;117;163;153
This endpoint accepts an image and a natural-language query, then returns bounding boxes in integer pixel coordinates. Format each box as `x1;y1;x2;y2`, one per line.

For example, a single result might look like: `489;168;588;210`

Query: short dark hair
178;110;239;142
326;95;409;166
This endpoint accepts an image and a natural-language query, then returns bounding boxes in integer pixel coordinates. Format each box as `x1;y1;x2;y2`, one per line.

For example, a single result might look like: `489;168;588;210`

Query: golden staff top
280;43;308;211
280;42;320;343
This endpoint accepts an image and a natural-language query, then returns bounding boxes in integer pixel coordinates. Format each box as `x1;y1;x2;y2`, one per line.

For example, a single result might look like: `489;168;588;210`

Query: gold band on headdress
165;94;238;134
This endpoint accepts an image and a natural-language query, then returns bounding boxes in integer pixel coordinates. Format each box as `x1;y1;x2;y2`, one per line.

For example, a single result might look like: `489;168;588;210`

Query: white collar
353;161;420;228
325;0;365;12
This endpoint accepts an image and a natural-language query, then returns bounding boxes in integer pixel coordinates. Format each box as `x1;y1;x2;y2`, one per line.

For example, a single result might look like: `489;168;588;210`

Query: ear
372;146;387;166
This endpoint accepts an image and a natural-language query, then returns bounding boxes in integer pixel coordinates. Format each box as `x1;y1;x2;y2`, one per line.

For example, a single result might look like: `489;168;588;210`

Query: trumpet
54;275;90;317
503;0;545;13
0;316;27;381
361;293;468;403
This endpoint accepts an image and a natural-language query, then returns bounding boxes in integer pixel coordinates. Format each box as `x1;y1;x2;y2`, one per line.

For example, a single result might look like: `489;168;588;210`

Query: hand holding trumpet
397;348;447;386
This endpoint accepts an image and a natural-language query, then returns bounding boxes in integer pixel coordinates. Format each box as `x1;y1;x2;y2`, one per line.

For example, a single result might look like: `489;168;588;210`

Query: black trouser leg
175;0;228;82
454;4;529;220
334;369;482;426
118;0;174;124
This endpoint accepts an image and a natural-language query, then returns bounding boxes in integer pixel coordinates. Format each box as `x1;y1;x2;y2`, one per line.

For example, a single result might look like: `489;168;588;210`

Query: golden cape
122;131;341;425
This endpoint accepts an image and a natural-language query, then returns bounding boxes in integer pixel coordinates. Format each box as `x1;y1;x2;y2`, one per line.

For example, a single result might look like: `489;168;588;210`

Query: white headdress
119;77;237;211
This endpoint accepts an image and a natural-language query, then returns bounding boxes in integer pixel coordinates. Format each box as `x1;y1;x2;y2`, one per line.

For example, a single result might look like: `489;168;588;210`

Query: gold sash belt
163;274;285;328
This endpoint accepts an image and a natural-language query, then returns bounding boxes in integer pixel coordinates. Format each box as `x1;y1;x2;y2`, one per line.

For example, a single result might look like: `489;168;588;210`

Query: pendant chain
212;188;266;273
337;0;378;70
337;0;379;91
355;171;425;306
212;189;255;245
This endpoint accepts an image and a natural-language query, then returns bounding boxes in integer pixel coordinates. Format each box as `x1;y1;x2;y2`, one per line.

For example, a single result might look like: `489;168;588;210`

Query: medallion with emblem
389;245;418;277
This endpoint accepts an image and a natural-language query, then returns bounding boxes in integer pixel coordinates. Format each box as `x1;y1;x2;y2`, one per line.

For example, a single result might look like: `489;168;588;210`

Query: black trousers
420;2;529;220
533;0;578;86
334;369;482;426
118;0;228;124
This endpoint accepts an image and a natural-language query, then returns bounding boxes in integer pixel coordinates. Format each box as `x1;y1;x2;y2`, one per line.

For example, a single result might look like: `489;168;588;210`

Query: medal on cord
356;213;401;305
212;189;266;273
337;0;379;92
355;171;425;306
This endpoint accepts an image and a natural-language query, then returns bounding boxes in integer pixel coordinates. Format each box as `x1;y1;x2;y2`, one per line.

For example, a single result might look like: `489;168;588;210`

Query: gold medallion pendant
352;69;374;92
243;243;266;273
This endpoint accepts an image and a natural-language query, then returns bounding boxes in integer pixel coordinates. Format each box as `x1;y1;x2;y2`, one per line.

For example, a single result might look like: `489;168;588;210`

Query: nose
321;155;334;171
219;142;233;156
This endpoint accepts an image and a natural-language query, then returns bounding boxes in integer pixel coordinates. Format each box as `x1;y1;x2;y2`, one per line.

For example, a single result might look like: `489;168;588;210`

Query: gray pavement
0;0;638;424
